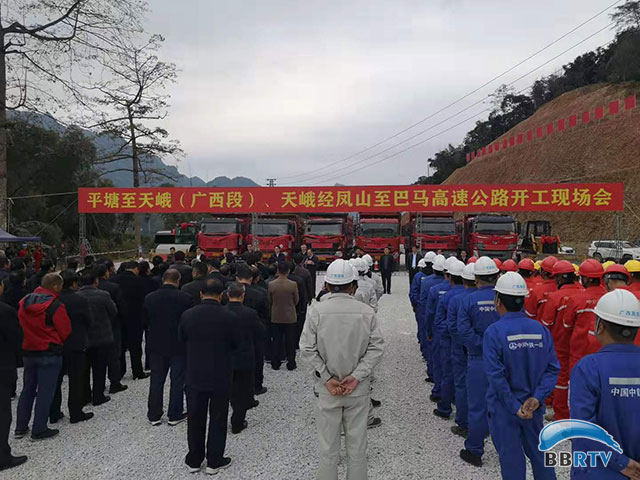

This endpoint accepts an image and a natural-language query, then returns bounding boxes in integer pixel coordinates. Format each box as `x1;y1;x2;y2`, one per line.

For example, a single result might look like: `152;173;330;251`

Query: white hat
362;254;374;267
594;289;640;327
494;272;528;296
448;260;465;277
325;259;357;285
424;251;436;263
462;263;476;281
432;254;446;272
353;258;368;273
474;256;500;276
418;259;427;268
444;256;459;273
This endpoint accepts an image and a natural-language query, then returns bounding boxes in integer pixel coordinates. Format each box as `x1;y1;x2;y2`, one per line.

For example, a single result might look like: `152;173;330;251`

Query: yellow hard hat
624;259;640;273
573;263;579;273
534;260;541;271
602;260;615;270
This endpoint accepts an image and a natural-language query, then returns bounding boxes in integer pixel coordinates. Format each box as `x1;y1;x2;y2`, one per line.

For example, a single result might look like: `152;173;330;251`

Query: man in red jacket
555;259;606;420
524;256;557;321
539;260;583;420
15;273;71;441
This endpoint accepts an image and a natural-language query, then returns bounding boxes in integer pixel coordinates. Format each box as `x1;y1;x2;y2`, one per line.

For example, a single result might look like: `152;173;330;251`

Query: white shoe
205;458;233;475
188;467;200;474
149;419;162;426
168;414;188;426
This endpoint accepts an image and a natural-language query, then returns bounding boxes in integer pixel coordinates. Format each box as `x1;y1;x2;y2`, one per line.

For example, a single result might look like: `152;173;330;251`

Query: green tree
611;1;640;31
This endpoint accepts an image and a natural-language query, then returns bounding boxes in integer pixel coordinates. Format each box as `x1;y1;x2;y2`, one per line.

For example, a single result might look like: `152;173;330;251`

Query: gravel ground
3;273;569;479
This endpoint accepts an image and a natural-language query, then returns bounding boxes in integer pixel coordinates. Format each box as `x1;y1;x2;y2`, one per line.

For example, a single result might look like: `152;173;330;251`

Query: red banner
78;183;624;214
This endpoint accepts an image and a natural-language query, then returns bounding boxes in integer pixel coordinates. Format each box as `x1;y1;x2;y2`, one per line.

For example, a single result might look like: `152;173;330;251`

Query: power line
275;0;621;184
295;24;615;186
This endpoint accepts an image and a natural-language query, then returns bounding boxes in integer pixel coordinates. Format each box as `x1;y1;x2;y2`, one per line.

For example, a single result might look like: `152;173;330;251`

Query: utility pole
266;178;276;187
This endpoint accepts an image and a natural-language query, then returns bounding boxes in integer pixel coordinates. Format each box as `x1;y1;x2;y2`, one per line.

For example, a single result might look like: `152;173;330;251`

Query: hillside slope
445;82;640;251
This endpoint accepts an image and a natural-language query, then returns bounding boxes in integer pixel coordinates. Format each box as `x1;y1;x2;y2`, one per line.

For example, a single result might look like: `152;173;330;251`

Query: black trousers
85;345;110;403
230;369;254;429
50;350;86;421
107;322;122;385
295;308;307;347
254;335;265;391
409;268;418;285
147;353;186;422
0;373;14;467
185;387;229;469
381;271;392;294
271;323;297;368
120;326;144;378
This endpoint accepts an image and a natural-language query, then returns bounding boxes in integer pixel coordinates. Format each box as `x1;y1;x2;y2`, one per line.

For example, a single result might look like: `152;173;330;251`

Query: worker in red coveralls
517;258;541;293
524;256;558;321
32;246;43;273
554;259;606;420
539;260;583;421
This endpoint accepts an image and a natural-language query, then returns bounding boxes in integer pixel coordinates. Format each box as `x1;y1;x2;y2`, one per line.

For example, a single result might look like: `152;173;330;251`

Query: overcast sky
146;0;617;186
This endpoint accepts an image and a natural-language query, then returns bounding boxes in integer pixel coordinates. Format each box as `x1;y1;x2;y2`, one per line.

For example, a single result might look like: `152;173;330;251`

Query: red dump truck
198;216;249;257
463;214;519;260
355;214;403;264
246;215;300;260
302;214;354;266
410;213;461;256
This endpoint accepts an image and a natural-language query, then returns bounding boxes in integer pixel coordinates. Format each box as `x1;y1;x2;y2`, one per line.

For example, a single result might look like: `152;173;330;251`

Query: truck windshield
253;223;290;236
201;222;239;234
360;223;398;238
417;221;456;235
306;223;342;235
475;221;517;235
154;234;174;244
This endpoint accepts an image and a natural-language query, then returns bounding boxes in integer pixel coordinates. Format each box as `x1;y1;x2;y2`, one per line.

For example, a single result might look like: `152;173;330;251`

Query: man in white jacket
350;259;378;313
300;259;384;480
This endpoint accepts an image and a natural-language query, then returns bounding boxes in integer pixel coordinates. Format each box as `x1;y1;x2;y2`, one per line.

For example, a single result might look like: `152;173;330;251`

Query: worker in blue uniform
457;256;500;467
410;257;432;344
417;255;446;382
483;272;559;480
448;262;477;438
434;259;467;419
425;256;458;401
570;288;640;480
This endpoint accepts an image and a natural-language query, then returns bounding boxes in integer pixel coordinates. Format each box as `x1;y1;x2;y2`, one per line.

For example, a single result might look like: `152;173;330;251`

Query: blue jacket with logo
457;285;499;357
447;287;476;344
483;312;559;414
570;344;640;478
410;271;427;308
434;284;466;338
425;281;450;339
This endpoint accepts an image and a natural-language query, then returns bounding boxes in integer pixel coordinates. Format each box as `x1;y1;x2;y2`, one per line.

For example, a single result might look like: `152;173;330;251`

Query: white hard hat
432;254;446;272
594;289;640;327
462;263;476;281
325;259;357;285
474;256;500;276
362;254;374;267
444;256;458;273
354;258;367;273
494;272;528;296
417;259;427;268
448;260;465;277
424;251;436;263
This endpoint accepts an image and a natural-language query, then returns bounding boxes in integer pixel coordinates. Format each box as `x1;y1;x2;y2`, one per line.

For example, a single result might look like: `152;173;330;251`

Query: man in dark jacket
303;248;319;293
179;279;238;474
182;262;208;306
144;269;192;426
293;253;313;306
406;246;423;285
0;278;27;471
171;251;192;287
269;246;286;264
379;246;395;294
16;273;71;440
77;271;117;406
225;282;261;434
236;265;269;395
206;258;229;287
288;259;308;346
112;261;149;380
96;264;127;394
49;270;94;424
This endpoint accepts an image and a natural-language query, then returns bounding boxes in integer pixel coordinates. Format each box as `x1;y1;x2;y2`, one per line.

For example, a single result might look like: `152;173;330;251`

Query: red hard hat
494;258;503;269
518;258;536;272
540;256;559;273
552;260;575;276
578;259;604;278
467;257;477;264
501;259;518;272
604;264;631;280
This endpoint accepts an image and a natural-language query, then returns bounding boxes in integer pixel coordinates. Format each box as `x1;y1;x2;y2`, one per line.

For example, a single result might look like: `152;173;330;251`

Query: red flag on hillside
569;115;578;128
558;118;566;131
527;130;533;141
488;145;493;154
494;142;500;152
466;153;471;163
517;133;524;144
582;111;591;124
625;95;637;110
609;100;620;115
482;147;487;155
471;152;476;160
546;123;554;135
536;127;543;138
594;106;604;120
502;139;508;150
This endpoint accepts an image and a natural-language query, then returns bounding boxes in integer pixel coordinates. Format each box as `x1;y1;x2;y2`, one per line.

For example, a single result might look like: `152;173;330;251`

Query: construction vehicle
246;215;300;260
153;222;199;260
519;220;561;255
355;214;403;265
410;213;461;256
198;216;249;257
463;214;519;260
302;214;354;266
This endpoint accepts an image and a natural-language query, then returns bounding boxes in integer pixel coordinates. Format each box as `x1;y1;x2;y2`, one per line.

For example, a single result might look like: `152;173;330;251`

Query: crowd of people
409;252;640;479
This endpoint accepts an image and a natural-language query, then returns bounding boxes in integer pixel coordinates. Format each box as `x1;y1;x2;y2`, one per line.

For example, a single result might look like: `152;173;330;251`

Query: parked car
587;240;640;262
